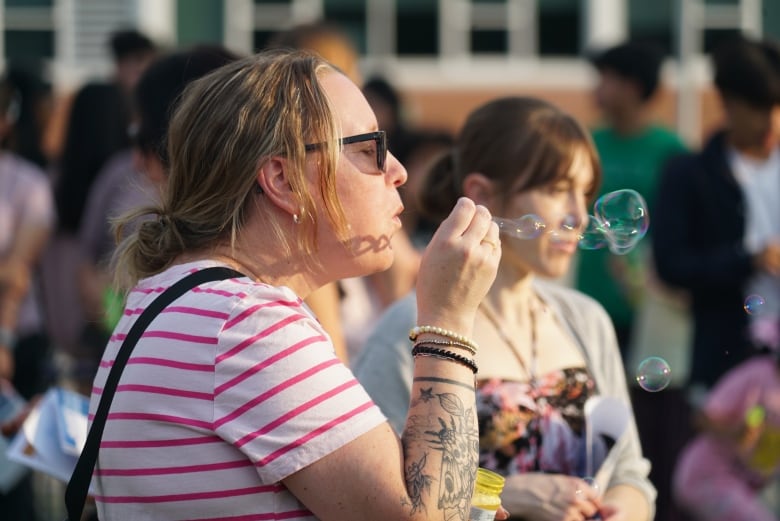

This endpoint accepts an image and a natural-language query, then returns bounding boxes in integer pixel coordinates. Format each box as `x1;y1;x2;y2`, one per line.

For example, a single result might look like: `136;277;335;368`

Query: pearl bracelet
408;325;479;353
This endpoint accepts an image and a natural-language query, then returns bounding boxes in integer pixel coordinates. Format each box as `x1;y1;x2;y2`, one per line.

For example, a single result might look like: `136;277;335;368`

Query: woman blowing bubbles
354;97;656;521
89;49;504;520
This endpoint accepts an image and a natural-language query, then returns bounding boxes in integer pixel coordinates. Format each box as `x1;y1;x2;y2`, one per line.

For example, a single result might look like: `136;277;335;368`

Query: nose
386;150;408;187
567;192;589;232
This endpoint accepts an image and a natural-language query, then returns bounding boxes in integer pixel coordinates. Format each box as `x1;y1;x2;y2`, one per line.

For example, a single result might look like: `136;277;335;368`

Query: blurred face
593;69;642;122
116;51;156;94
310;71;408;278
497;147;593;279
724;97;780;155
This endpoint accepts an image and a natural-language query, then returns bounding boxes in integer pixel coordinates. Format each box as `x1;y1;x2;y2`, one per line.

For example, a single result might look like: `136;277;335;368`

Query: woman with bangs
355;96;655;521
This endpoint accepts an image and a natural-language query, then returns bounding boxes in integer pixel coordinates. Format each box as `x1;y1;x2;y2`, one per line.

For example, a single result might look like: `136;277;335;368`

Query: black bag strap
64;266;244;521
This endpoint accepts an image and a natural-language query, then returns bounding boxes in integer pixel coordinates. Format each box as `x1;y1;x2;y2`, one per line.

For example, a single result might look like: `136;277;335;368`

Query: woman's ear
256;157;299;217
462;172;496;207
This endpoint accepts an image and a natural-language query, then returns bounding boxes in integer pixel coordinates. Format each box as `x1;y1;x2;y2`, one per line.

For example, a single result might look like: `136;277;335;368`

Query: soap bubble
636;356;671;392
744;295;766;316
575;476;601;500
578;215;609;250
594;189;649;253
493;214;546;239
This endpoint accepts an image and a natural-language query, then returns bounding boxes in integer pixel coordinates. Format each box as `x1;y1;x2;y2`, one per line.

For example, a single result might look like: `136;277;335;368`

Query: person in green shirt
575;40;691;521
575;41;687;355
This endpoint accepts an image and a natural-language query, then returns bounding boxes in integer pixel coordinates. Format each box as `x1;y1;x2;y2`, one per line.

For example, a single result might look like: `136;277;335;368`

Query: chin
536;260;572;280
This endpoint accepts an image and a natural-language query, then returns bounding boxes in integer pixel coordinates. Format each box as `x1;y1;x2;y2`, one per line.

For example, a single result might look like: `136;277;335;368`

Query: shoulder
535;280;616;353
2;153;48;185
536;280;608;323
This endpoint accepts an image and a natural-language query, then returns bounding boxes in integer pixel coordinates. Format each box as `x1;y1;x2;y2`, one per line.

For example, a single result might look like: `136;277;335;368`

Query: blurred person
267;21;362;85
653;34;780;393
0;62;56;521
85;48;503;520
108;28;157;99
38;81;131;388
673;349;780;521
76;46;240;394
0;64;55;397
577;40;691;521
354;96;655;521
576;40;687;355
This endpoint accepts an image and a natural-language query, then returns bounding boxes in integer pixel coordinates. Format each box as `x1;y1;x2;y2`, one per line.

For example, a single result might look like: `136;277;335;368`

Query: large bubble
593;189;650;255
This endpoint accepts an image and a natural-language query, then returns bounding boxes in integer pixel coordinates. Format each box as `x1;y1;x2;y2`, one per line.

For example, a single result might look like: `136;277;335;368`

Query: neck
484;263;536;321
728;133;775;161
179;239;322;300
608;107;648;137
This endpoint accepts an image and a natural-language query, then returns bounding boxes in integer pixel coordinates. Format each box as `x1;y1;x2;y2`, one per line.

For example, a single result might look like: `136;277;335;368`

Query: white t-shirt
730;147;780;321
90;261;386;520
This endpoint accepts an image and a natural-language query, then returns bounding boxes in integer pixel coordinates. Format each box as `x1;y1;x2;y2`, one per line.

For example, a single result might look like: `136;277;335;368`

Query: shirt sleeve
353;292;417;435
212;286;386;484
703;357;768;423
18;166;55;229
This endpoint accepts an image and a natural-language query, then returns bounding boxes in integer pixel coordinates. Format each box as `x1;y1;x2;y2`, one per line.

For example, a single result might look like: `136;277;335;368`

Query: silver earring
293;214;300;224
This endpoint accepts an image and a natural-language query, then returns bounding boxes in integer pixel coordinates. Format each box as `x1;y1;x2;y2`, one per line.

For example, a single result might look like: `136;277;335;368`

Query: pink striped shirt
89;261;386;520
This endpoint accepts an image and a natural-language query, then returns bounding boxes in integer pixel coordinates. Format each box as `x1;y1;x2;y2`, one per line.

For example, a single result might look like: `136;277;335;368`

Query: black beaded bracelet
412;344;479;374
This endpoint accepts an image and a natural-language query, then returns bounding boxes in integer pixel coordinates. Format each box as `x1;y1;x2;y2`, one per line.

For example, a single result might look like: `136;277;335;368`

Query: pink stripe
258;401;375;466
124;307;143;316
95;458;252;476
132;357;213;371
215;359;341;428
141;330;217;344
99;357;213;372
95;485;279;504
192;286;247;298
235;379;357;448
163;306;231;319
223;299;301;330
110;333;127;342
101;412;213;429
181;511;312;521
216;313;308;363
131;286;166;295
100;435;221;448
214;335;325;396
97;384;213;400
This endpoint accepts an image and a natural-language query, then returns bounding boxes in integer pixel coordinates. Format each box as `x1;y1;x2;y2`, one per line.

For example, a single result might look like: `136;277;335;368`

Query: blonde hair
112;49;348;289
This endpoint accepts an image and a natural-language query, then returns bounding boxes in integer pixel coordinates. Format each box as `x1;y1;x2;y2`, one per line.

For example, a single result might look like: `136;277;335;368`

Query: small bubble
744;295;766;316
636;356;671;392
493;214;545;239
575;476;600;500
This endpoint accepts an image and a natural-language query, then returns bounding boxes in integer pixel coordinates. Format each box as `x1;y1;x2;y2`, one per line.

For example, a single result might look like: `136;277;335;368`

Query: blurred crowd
1;20;779;521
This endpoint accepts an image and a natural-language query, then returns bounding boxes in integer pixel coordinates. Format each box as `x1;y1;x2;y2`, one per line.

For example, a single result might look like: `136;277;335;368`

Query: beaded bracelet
412;338;477;356
409;325;479;353
412;344;479;374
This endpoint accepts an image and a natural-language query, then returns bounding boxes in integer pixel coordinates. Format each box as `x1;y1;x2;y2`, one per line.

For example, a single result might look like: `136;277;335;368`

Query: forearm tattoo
402;387;479;521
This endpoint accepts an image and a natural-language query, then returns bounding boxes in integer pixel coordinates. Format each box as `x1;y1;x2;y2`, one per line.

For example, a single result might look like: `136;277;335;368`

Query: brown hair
419;96;601;223
112;49;346;289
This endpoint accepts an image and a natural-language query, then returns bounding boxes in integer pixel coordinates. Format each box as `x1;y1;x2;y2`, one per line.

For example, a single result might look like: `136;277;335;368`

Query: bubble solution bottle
470;467;506;521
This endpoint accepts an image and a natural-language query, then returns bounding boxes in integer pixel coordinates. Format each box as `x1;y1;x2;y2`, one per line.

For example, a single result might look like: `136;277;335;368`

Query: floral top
476;367;600;477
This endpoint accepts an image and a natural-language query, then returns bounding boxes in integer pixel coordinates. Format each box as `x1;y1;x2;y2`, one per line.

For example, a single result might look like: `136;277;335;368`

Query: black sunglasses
304;130;387;172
